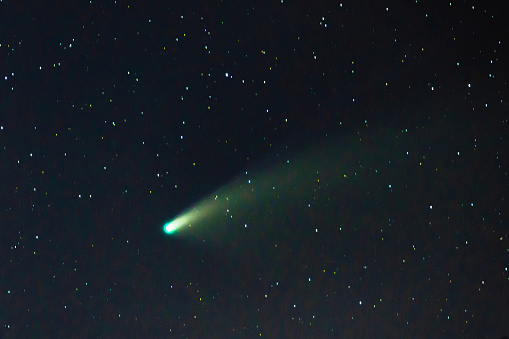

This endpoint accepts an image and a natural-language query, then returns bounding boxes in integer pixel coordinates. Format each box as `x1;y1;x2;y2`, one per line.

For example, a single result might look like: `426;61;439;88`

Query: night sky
1;0;508;338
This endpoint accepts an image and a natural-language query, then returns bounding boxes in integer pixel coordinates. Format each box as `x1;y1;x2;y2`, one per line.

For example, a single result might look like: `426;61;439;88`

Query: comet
162;133;385;239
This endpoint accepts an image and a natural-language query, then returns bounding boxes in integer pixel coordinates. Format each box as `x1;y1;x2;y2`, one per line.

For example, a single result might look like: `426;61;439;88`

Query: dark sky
1;0;508;337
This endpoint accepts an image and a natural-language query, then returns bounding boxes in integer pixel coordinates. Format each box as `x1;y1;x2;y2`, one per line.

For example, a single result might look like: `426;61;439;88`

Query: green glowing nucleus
164;214;191;234
163;220;180;234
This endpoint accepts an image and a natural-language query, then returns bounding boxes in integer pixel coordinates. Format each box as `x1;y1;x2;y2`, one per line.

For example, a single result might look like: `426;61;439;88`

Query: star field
1;0;508;337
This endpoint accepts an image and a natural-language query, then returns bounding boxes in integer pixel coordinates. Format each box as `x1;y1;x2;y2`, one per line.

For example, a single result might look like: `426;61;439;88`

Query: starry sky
1;0;508;337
